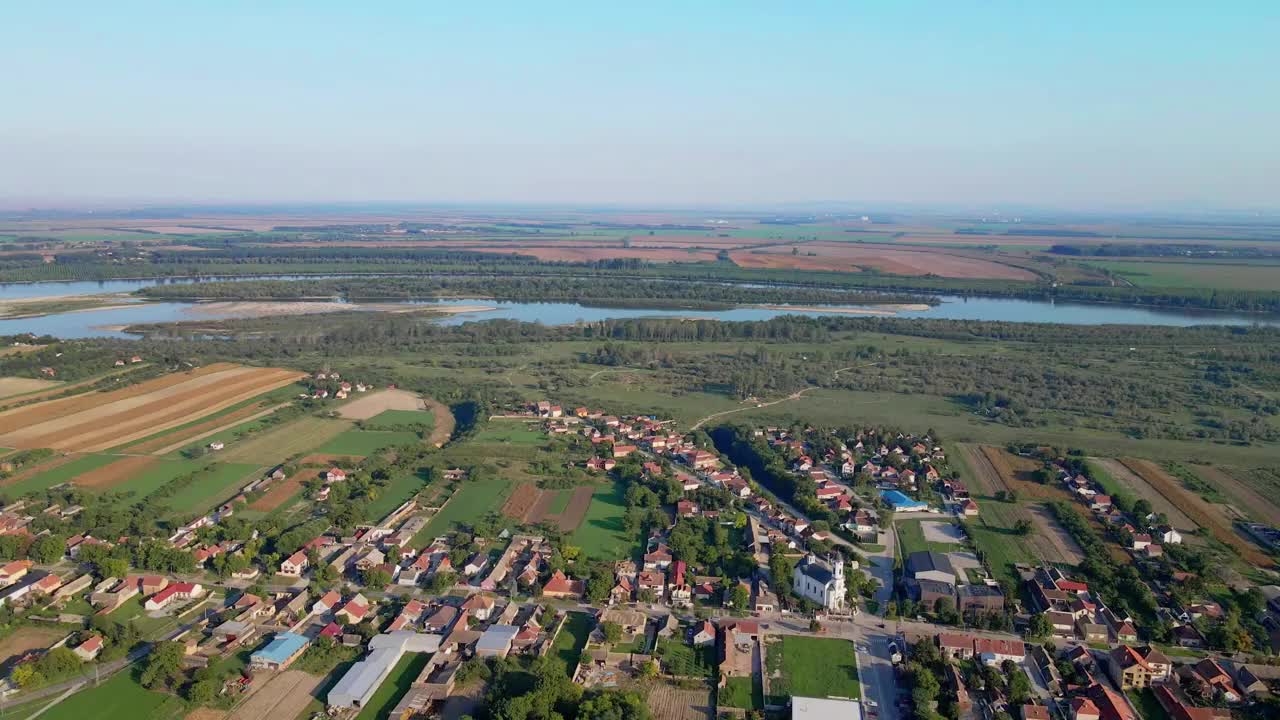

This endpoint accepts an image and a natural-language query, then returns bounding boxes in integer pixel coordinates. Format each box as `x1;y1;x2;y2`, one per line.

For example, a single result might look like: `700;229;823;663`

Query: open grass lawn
1085;259;1280;292
5;453;116;495
317;429;420;456
895;519;964;557
655;637;717;678
39;667;177;720
718;676;763;710
965;519;1033;588
363;409;434;430
156;462;259;514
470;421;545;445
415;476;515;543
365;469;429;522
107;597;177;637
570;479;636;560
353;651;432;720
770;636;860;701
550;612;592;677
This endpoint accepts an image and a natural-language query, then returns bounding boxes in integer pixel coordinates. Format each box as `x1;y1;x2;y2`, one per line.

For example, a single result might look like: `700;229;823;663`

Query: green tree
600;621;622;645
28;534;65;564
140;641;186;690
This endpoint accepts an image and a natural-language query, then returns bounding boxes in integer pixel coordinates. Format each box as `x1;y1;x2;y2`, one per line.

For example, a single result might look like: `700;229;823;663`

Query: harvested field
337;388;423;420
1094;459;1198;531
0;626;62;669
72;454;158;489
128;402;280;455
227;669;323;720
648;683;714;720
732;243;1038;279
555;485;595;533
0;365;303;452
184;709;226;720
0;366;140;411
0;377;60;399
0;363;238;429
218;417;351;464
501;482;542;522
248;473;308;512
1193;465;1280;527
1026;503;1086;565
1119;458;1273;567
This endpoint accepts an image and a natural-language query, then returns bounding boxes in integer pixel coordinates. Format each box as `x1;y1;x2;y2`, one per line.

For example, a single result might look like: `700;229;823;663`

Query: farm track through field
1192;465;1280;527
1092;458;1198;532
6;368;301;451
71;454;158;490
1118;458;1274;567
0;363;237;429
423;396;455;446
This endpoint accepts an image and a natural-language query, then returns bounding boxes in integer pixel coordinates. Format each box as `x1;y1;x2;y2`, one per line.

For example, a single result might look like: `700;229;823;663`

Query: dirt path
1092;458;1198;531
689;388;816;431
423;396;455;446
1192;464;1280;526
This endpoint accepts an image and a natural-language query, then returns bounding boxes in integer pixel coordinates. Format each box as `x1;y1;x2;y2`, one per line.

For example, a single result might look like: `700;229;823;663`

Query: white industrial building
792;696;864;720
327;632;441;710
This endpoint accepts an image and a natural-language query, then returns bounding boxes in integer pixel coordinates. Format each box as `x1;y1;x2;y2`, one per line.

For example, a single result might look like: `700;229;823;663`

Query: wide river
2;276;1278;339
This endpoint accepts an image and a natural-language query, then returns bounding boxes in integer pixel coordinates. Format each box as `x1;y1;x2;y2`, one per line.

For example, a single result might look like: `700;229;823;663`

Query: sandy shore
0;293;137;319
181;301;497;318
755;303;932;316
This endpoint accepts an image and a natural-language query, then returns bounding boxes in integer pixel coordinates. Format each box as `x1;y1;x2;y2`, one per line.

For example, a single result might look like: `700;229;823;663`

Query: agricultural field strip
1192;465;1280;527
73;454;159;489
218;417;351;464
1091;458;1198;531
0;362;238;427
0;368;302;451
1118;458;1273;567
146;402;291;455
336;388;424;419
957;444;1082;565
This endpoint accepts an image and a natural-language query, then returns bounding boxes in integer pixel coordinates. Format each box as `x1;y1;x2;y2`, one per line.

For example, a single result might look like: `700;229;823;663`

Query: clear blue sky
2;1;1276;209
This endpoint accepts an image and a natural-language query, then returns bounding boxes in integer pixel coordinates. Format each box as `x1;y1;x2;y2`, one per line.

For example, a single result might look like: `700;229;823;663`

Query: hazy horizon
3;2;1277;210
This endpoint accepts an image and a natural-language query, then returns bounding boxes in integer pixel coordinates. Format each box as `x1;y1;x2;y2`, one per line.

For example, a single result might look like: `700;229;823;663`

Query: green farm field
218;416;351;464
364;470;429;522
316;429;420;456
1085;259;1280;291
155;462;259;514
1;453;116;495
469;421;545;445
570;479;636;560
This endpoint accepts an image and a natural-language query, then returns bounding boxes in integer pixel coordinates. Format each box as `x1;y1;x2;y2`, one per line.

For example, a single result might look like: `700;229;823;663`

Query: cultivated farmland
337;388;423;419
217;417;351;464
0;364;303;452
648;684;714;720
0;376;59;399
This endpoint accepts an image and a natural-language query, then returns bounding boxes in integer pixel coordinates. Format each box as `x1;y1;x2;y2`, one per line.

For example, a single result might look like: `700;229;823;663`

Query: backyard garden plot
217;416;351;464
417;475;517;541
470;421;545;445
570;480;635;559
154;462;260;514
0;364;303;452
0;626;63;668
648;684;714;720
766;636;860;702
549;612;592;678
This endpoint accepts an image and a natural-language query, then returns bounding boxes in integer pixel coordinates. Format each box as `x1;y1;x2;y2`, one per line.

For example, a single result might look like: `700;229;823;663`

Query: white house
792;554;848;611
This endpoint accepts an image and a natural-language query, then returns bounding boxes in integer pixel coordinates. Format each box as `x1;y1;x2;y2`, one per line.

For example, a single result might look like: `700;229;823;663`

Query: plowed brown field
0;365;303;452
248;472;311;512
556;485;595;532
501;482;542;522
73;455;158;489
